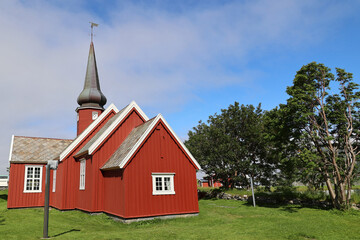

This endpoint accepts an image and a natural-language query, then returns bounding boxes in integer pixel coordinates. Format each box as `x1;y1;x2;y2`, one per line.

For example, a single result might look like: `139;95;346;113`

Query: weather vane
89;22;99;42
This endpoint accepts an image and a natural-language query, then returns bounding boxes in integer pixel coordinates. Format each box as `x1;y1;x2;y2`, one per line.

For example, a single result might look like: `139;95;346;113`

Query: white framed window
52;169;57;192
24;165;43;193
79;159;86;190
152;173;175;195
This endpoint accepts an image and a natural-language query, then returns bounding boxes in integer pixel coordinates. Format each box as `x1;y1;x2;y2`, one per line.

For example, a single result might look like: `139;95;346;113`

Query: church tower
76;40;107;135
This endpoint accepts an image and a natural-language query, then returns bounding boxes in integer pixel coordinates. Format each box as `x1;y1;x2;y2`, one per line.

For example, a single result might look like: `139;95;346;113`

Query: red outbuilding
7;40;201;222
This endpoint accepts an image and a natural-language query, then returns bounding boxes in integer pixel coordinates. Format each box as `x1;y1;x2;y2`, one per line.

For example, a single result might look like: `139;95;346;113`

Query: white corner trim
119;114;161;168
118;114;201;170
88;101;149;155
52;169;57;192
59;103;119;161
158;116;201;170
8;135;14;162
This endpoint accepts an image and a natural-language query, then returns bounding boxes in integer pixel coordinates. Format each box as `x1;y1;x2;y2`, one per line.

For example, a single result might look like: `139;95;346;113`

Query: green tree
185;102;276;189
284;62;360;209
265;107;325;190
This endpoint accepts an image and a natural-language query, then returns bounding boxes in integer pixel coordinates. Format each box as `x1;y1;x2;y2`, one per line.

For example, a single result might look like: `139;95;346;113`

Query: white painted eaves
8;135;14;162
59;103;119;161
88;101;149;155
118;114;201;170
118;114;161;168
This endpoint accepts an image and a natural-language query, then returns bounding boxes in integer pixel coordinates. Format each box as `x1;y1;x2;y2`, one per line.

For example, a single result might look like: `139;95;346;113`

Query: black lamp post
43;160;58;239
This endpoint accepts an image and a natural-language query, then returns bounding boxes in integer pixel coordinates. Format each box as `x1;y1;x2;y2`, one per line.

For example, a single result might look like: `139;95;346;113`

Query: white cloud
0;0;357;174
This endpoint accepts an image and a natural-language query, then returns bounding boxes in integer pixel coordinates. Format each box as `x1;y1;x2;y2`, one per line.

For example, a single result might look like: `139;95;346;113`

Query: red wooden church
7;40;201;222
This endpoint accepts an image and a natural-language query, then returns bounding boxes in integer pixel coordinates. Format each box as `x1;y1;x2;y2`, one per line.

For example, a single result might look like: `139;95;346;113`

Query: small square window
152;173;175;195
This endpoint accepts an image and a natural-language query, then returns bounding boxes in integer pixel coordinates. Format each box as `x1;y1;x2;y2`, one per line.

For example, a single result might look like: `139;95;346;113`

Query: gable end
87;101;149;156
59;103;119;161
101;114;201;170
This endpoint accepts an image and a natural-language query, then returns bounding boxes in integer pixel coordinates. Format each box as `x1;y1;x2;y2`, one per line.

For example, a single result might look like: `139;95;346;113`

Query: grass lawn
1;190;360;239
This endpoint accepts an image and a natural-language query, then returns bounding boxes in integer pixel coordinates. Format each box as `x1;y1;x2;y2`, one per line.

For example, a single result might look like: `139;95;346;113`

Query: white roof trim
118;114;201;170
8;135;14;162
88;101;149;155
119;114;161;168
159;115;201;169
59;103;119;161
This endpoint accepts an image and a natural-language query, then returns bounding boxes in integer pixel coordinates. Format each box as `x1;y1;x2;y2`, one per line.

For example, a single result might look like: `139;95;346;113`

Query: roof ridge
14;136;73;141
133;116;157;128
86;101;149;155
101;113;201;170
59;103;119;161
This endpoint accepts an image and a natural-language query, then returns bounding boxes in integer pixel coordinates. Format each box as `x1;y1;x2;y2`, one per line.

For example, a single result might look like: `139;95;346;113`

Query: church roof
75;105;129;157
9;136;73;163
101;117;157;170
101;114;201;170
59;103;119;161
77;42;107;110
74;101;149;158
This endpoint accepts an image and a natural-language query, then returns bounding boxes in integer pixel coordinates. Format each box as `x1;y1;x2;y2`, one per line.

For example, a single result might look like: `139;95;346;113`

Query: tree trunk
325;178;336;207
346;177;352;207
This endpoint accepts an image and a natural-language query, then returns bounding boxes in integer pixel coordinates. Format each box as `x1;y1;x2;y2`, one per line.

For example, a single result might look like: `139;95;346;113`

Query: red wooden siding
50;164;64;208
79;109;145;213
201;181;222;188
202;182;209;187
102;170;126;217
52;110;116;210
77;109;103;135
76;155;95;212
121;120;198;218
7;163;46;208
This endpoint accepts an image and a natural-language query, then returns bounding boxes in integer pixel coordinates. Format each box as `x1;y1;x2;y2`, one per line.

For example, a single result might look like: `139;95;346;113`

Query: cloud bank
0;0;356;174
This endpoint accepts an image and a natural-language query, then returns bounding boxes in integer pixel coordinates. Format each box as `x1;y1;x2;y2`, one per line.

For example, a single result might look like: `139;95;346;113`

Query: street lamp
43;160;58;239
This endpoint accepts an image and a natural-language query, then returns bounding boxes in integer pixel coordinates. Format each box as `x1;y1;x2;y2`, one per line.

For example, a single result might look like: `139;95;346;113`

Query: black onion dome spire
77;42;107;110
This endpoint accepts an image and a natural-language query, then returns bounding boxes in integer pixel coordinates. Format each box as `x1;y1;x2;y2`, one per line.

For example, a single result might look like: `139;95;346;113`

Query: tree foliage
283;62;360;209
185;62;360;210
185;102;277;189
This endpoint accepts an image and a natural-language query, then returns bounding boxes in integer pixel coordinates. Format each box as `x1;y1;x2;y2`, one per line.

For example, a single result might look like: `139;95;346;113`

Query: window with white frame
52;169;57;192
24;165;43;193
152;173;175;195
79;159;86;190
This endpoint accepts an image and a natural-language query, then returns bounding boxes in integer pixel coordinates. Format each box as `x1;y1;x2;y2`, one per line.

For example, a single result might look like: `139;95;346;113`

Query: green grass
1;190;360;239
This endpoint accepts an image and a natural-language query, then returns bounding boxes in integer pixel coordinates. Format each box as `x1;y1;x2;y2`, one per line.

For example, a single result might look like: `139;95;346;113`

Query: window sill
153;191;175;195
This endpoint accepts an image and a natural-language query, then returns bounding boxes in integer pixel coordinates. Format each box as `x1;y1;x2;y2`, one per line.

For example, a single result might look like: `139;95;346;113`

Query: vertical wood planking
7;163;46;208
123;121;199;219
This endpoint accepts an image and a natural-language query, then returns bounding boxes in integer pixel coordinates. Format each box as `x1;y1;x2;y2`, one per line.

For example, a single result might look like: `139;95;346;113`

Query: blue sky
1;0;360;174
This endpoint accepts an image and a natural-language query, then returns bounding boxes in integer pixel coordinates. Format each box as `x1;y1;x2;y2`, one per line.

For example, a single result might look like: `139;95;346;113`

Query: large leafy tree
185;102;277;189
265;106;326;190
285;62;360;209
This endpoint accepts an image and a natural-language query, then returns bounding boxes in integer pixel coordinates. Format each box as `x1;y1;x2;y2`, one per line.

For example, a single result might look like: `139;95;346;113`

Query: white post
250;176;256;207
246;175;256;207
